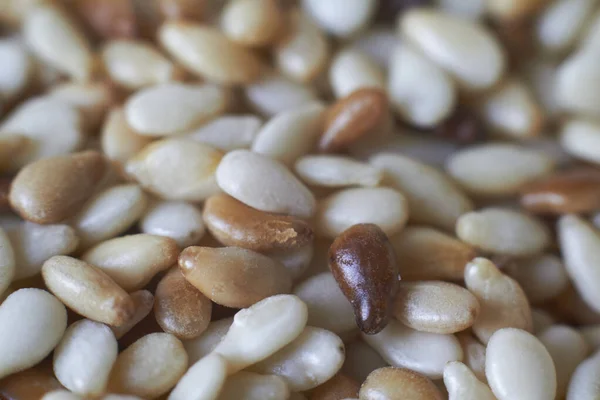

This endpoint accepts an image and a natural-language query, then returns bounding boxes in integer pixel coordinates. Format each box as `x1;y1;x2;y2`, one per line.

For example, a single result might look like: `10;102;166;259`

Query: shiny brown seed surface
41;255;135;326
9;151;106;224
521;167;600;214
308;373;360;400
359;367;444;400
179;246;292;308
328;223;399;334
319;89;388;153
434;107;485;144
75;0;137;39
203;193;314;252
154;268;212;340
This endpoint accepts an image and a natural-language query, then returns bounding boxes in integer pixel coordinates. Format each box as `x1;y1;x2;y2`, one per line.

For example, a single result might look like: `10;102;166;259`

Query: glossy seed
328;223;399;334
443;362;496;400
154;268;212;340
359;367;444;400
203;193;313;252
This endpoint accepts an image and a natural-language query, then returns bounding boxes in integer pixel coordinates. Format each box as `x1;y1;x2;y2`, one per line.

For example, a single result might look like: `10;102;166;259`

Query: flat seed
567;352;600;400
125;83;227;136
218;371;290;400
486;328;556;400
521;167;600;214
371;154;473;231
102;40;178;90
9;151;106;224
126;139;223;202
388;43;456;128
361;320;462;379
456;332;487;383
154;268;212;340
0;362;63;400
389;226;475;281
443;361;495;400
82;234;179;292
252;103;326;166
329;49;386;99
182;115;262;152
168;353;228;400
359;367;444;400
23;4;93;81
558;215;600;313
213;294;308;373
42;256;134;326
393;281;479;334
140;200;205;248
303;0;377;37
159;22;264;84
446;143;554;196
295;155;383;188
329;224;398;334
53;319;118;396
244;74;319;117
0;289;67;379
538;325;589;399
108;333;188;399
319;89;388;153
503;254;569;304
400;9;505;90
560;118;600;165
293;272;357;335
0;38;34;102
101;108;153;169
0;97;84;170
71;184;148;248
203;193;313;252
111;290;154;339
75;0;137;39
464;258;533;344
184;318;233;364
342;340;388;383
221;0;284;47
316;188;408;239
275;10;329;83
6;222;79;281
536;0;596;55
0;227;15;299
307;373;360;400
179;246;292;308
456;208;550;257
216;150;316;218
556;51;600;118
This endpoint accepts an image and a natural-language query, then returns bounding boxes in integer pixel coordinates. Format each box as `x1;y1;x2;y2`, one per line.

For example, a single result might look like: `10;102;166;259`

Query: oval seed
400;9;505;90
213;294;308;373
9;151;106;224
293;272;356;335
317;188;408;239
126;139;223;202
558;215;600;313
251;103;326;166
124;83;227;136
218;371;290;400
184;318;233;364
6;222;79;280
567;352;600;400
486;328;556;400
361;320;463;379
393;281;479;334
0;38;34;102
159;22;264;84
168;353;228;400
456;208;550;257
251;327;345;391
53;320;118;396
521;167;600;214
82;234;179;292
71;184;148;248
295;155;383;188
108;333;188;399
503;254;569;304
560;118;600;165
360;367;444;400
389;226;475;281
0;227;15;298
221;0;284;47
42;255;135;326
0;362;64;400
443;362;496;400
154;268;212;340
203;193;313;252
0;289;67;379
101;39;179;90
328;49;386;99
179;246;292;308
182;115;262;152
536;0;595;55
371;153;473;231
216;150;316;218
556;51;600;118
303;0;377;37
319;88;388;153
111;290;154;339
244;74;319;117
538;325;589;399
307;373;360;400
456;332;487;383
464;258;533;344
101;108;153;170
329;224;398;334
140;200;205;248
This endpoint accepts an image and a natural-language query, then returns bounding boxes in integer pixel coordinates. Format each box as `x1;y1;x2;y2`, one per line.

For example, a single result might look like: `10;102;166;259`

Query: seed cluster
1;0;600;399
